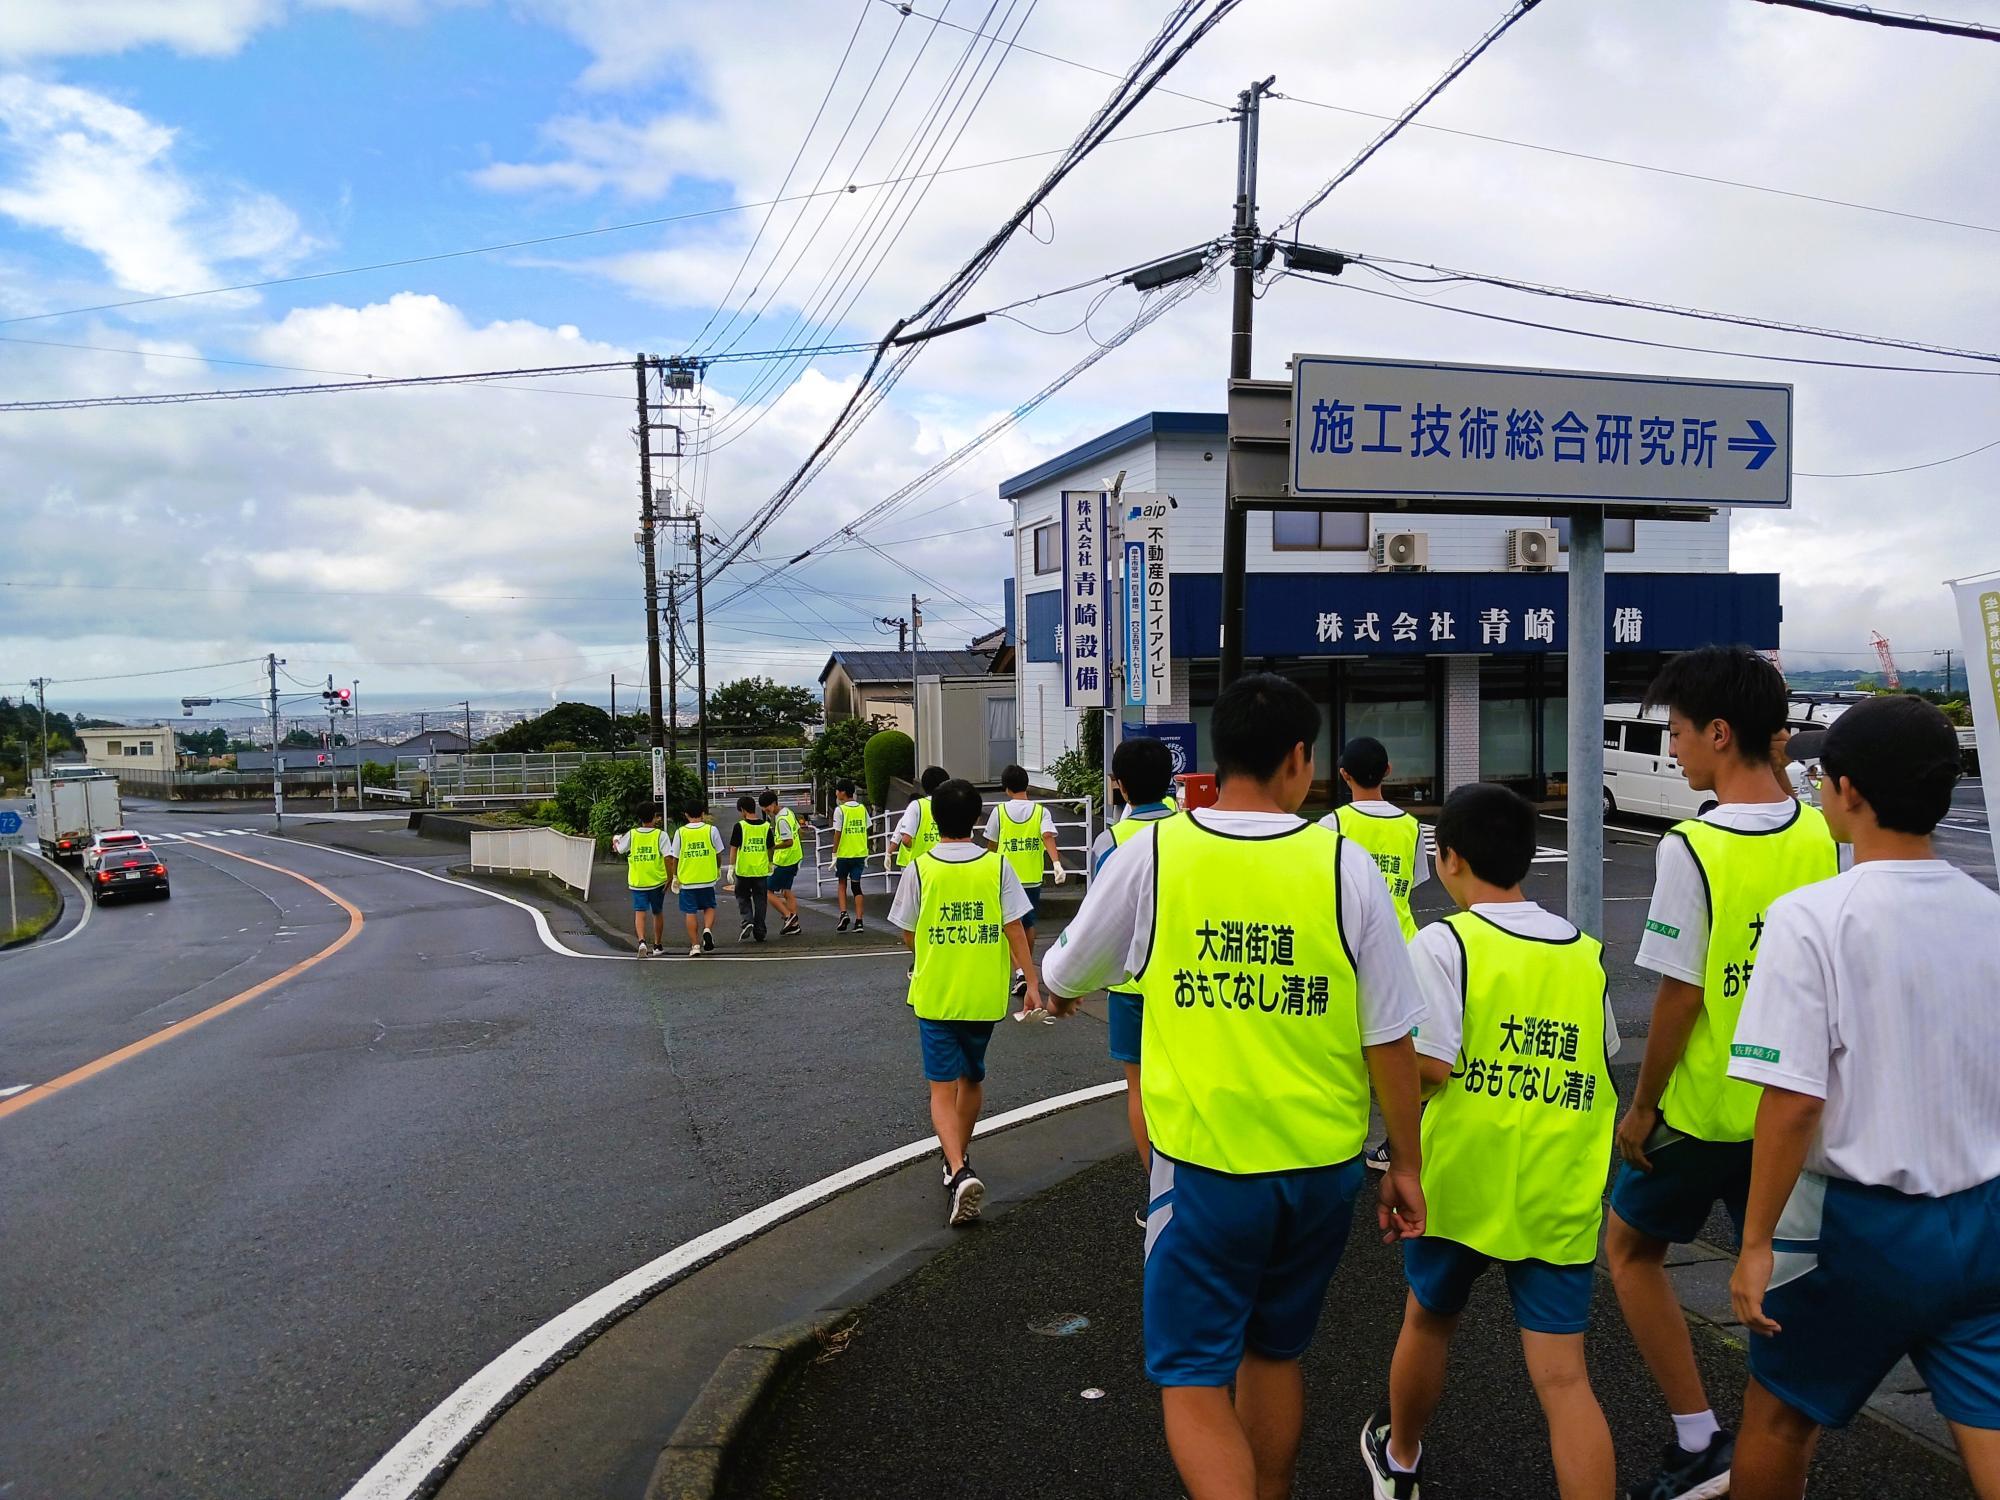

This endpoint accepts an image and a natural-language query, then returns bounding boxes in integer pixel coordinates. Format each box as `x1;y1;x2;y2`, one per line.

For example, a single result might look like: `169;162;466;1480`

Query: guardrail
809;796;1096;899
399;749;811;806
468;827;596;897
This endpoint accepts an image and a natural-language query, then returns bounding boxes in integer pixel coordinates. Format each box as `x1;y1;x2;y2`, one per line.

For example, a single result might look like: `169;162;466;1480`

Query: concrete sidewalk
731;1153;1968;1500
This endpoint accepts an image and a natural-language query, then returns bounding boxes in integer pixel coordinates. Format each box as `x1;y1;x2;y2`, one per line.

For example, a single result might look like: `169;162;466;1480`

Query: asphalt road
1;786;1990;1499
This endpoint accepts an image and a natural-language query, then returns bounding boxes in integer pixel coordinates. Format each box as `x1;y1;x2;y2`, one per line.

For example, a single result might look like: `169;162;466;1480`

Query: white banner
1950;575;2000;877
1061;489;1108;708
651;746;666;801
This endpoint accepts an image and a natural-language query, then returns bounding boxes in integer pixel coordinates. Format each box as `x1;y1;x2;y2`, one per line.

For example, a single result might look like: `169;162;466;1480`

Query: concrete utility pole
267;655;284;829
352;678;364;808
693;529;710;792
636;355;667;751
910;594;923;762
326;675;342;811
1217;76;1274;687
28;677;50;776
1566;513;1606;939
666;572;681;760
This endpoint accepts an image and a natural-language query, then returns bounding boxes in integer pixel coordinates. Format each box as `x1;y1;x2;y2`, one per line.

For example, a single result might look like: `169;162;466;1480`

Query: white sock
1672;1409;1720;1453
1387;1440;1421;1475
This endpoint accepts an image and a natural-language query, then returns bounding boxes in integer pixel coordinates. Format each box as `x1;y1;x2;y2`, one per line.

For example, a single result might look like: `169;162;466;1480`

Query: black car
89;843;170;902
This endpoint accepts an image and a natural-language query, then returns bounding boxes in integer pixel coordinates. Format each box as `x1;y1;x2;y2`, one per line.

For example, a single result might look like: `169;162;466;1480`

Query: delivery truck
30;773;122;861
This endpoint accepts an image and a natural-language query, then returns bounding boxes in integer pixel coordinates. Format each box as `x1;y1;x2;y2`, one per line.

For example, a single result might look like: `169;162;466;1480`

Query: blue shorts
1610;1122;1751;1245
918;1019;996;1084
1020;883;1042;929
768;862;799;892
630;886;666;914
1143;1152;1365;1386
1404;1236;1594;1334
1108;992;1142;1065
834;856;867;887
1752;1172;2000;1429
677;886;718;914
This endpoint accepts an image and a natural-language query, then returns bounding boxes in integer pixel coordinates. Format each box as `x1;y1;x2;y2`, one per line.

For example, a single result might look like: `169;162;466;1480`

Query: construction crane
1869;630;1902;690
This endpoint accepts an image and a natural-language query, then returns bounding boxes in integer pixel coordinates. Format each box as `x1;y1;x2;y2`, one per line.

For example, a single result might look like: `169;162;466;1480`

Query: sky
3;0;1996;720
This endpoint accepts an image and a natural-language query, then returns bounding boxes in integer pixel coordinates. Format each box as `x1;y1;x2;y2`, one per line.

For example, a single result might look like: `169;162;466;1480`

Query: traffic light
337;687;351;704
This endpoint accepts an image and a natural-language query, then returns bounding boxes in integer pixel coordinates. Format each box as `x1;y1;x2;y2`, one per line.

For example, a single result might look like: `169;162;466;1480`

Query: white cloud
0;75;311;295
0;0;469;62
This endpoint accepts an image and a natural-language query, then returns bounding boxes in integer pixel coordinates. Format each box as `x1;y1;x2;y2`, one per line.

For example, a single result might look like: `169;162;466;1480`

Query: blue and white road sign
0;810;21;834
1291;356;1792;509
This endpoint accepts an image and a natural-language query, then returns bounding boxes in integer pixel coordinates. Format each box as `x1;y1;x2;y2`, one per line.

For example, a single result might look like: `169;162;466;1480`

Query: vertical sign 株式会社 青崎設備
1062;489;1109;708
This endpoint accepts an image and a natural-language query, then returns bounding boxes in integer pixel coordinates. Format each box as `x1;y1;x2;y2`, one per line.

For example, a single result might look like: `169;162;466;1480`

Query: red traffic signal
337;687;351;703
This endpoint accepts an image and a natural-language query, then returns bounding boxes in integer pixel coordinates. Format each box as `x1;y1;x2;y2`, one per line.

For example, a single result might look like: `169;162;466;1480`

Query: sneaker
687;943;702;957
783;917;801;936
740;921;755;940
837;914;853;932
1363;1140;1393;1172
945;1165;985;1227
1627;1432;1734;1500
1359;1406;1421;1500
1011;970;1028;998
852;919;864;932
701;929;714;952
636;942;651;957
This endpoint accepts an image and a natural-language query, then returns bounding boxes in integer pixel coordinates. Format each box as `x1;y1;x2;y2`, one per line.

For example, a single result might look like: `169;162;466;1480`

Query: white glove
1052;863;1067;885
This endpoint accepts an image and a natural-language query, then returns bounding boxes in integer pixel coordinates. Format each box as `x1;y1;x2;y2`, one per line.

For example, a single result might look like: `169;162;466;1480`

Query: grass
2;857;61;945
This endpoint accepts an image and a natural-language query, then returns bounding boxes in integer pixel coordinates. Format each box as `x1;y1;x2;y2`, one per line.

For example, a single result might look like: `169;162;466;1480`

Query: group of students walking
615;789;805;955
891;644;1999;1500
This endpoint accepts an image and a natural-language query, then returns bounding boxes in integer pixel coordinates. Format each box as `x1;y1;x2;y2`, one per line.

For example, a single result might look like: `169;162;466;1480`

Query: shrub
553;758;702;849
804;716;875;799
864;729;914;811
1048;745;1101;804
360;761;395;788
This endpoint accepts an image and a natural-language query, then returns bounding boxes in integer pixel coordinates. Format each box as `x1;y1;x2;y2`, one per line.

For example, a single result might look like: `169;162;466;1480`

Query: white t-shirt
1729;861;2000;1197
1316;799;1432;891
982;798;1045;843
1409;901;1621;1064
889;842;1032;932
1041;808;1426;1046
1636;801;1843;984
895;797;929;843
667;823;720;888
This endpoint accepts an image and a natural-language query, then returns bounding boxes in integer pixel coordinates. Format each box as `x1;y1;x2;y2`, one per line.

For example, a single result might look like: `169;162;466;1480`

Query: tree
177;727;228;757
281;729;321;749
483;701;614;753
803;715;877;801
701;676;821;742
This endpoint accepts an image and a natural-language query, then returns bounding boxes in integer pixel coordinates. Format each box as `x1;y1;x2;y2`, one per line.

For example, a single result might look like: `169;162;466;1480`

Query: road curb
2;852;66;949
644;1310;856;1500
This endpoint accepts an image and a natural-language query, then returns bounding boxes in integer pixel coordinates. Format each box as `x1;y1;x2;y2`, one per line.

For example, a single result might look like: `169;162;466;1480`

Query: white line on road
0;849;93;953
1543;814;1664;842
337;1078;1125;1500
0;1084;31;1098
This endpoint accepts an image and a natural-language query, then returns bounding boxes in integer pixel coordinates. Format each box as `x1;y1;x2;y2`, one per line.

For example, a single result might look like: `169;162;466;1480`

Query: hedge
863;729;914;812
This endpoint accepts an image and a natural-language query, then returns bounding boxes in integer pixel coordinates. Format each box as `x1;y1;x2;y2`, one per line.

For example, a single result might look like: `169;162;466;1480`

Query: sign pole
6;849;15;935
1567;509;1606;939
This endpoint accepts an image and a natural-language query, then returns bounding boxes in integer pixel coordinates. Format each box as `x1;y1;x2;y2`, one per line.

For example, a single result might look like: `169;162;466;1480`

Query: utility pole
29;677;50;776
352;678;364;808
325;674;342;811
693;528;710;793
666;572;681;760
610;674;619;759
1217;76;1274;687
267;654;284;829
910;595;925;764
636;355;666;750
1938;648;1956;698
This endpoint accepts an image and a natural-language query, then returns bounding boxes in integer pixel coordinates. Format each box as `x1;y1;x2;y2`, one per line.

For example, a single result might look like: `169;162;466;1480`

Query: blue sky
3;0;1996;717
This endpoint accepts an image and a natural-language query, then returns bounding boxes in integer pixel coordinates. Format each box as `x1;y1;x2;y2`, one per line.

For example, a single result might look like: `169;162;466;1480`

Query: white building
1001;411;1777;804
76;724;176;774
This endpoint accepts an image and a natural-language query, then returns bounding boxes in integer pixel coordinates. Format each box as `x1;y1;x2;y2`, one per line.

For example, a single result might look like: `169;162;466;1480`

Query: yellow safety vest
773;807;803;867
1106;807;1176;998
994;802;1048;887
1134;814;1367;1174
896;798;941;867
834;801;870;859
1422;912;1614;1264
675;823;721;886
736;819;773;878
1335;803;1422;941
907;850;1011;1022
1660;803;1837;1141
626;826;667;890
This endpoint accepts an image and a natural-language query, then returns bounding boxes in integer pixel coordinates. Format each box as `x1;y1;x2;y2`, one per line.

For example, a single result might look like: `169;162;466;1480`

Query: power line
1279;0;1544;237
1798;434;2000;477
1747;0;2000;41
33;655;267;686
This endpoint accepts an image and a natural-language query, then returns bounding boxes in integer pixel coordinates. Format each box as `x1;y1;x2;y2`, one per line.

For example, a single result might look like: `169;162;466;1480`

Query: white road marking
1543;813;1664;842
0;1084;31;1098
0;849;93;953
337;1079;1126;1500
228;828;257;836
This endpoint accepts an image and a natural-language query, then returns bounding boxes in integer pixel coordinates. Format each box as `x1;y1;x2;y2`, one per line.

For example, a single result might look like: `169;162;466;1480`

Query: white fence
468;827;596;897
399;747;810;805
809;796;1096;897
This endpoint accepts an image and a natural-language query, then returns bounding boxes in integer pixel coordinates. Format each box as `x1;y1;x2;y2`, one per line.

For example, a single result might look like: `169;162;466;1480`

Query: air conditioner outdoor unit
1371;530;1429;572
1508;526;1559;571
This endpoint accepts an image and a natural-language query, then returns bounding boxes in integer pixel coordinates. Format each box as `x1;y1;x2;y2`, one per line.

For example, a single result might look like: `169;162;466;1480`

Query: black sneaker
852;919;864;932
782;917;801;936
739;921;755;940
700;929;714;952
945;1165;985;1227
837;913;852;932
1011;969;1028;997
1359;1406;1421;1500
1363;1140;1393;1172
1627;1431;1734;1500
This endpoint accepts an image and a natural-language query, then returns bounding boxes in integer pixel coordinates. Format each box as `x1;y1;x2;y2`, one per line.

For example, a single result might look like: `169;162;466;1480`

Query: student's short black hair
1000;763;1030;793
1112;736;1175;804
1819;694;1960;835
683;798;708;820
834;778;856;797
920;765;950;795
639;800;663;824
1642;645;1787;764
1211;672;1320;785
758;788;778;807
1339;736;1390;788
931;778;982;839
1434;782;1538;889
736;793;756;813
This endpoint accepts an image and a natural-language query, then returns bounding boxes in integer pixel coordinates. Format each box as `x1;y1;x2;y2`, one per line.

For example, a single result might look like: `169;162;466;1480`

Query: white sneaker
636;942;651;957
687;942;702;957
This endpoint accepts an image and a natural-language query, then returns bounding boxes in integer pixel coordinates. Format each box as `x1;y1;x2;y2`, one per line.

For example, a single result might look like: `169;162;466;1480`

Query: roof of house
397;729;470;748
997;410;1225;500
820;648;995;685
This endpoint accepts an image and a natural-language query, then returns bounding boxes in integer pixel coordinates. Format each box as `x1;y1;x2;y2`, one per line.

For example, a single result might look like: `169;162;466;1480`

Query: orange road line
0;845;363;1122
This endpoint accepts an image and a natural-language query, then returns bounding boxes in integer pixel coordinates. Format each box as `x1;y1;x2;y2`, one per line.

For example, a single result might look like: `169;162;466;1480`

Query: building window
1032;522;1059;574
1272;509;1369;551
106;741;122;755
1553;515;1636;553
138;741;154;756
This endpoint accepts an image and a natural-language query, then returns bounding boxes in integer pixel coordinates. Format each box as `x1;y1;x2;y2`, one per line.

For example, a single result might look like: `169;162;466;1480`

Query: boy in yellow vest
612;801;668;955
1359;783;1618;1500
1609;646;1838;1500
1318;735;1428;942
894;765;950;868
831;779;871;933
890;777;1040;1227
666;797;722;956
982;762;1067;1009
726;792;772;943
760;789;805;936
1044;672;1427;1500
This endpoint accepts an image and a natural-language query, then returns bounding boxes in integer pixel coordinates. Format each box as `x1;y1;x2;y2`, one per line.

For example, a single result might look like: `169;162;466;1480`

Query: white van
1601;703;1715;821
